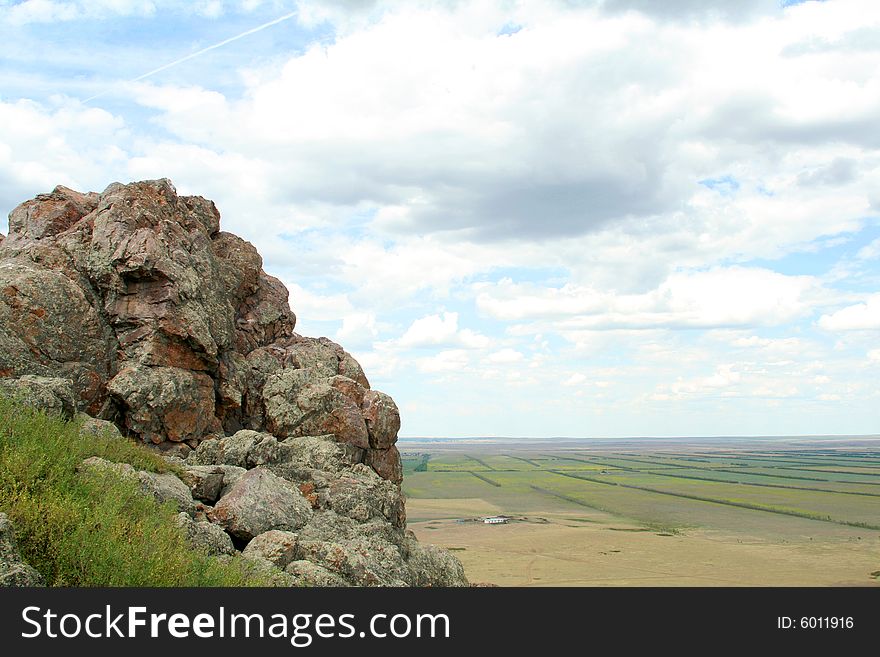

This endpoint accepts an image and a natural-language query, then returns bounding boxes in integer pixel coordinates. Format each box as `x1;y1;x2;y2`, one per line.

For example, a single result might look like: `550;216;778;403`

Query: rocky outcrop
0;180;467;587
0;513;43;587
0;179;396;474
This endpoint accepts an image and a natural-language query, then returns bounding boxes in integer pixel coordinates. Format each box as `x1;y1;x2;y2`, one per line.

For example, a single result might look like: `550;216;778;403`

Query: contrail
83;9;298;103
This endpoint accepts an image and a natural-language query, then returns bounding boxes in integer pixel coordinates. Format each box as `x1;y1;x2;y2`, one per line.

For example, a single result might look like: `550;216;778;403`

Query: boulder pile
0;179;467;586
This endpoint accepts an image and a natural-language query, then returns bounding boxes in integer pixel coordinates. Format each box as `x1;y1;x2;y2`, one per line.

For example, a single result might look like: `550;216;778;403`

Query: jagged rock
284;560;348;586
365;446;404;485
324;465;406;527
175;512;235;556
276;434;363;475
181;465;227;503
190;430;282;468
262;370;370;449
7;185;98;240
362;390;400;449
208;467;312;540
0;179;463;587
0;375;76;419
294;536;411;587
108;366;220;444
0;513;44;587
404;538;469;587
241;530;298;569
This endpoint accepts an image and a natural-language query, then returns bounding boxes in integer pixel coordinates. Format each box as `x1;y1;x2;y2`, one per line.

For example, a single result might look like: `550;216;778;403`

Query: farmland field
400;437;880;586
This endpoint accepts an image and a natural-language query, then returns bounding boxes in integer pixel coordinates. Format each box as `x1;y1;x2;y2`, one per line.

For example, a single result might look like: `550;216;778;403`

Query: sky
1;0;878;438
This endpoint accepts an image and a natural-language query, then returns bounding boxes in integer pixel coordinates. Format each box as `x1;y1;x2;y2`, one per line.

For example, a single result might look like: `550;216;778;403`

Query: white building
483;516;510;524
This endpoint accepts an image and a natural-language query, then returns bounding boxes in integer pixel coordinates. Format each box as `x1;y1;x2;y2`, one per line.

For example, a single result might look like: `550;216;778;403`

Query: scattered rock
136;470;195;513
241;530;298;569
175;513;235;556
285;560;348;586
78;456;194;512
0;179;464;587
208;467;312;540
181;465;227;503
76;413;123;439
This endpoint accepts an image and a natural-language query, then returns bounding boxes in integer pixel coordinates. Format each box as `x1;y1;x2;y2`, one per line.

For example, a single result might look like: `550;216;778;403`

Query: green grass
0;396;272;587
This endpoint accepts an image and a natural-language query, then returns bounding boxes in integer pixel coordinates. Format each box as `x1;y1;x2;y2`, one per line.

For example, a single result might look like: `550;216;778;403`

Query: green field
400;438;880;585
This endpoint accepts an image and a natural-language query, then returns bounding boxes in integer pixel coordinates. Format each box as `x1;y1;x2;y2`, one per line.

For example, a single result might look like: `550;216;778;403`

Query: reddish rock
0;179;402;483
361;390;400;449
365;446;403;485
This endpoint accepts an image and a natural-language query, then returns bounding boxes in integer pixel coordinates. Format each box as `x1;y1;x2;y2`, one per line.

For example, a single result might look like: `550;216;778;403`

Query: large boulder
175;513;235;556
107;366;220;444
241;530;298;569
208;467;312;540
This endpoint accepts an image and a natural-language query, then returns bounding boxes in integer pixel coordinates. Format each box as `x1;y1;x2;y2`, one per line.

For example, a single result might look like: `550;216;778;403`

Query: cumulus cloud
101;0;877;248
818;294;880;330
2;0;878;436
477;267;822;329
396;312;489;349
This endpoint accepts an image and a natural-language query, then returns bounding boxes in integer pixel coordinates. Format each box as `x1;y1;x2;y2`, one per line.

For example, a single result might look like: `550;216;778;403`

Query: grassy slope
0;397;269;586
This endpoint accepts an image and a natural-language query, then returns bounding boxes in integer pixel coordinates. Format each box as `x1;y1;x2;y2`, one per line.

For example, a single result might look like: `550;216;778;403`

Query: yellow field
409;503;880;586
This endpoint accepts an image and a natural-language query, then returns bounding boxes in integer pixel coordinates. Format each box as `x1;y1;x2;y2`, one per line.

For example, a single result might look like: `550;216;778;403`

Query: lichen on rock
0;179;468;587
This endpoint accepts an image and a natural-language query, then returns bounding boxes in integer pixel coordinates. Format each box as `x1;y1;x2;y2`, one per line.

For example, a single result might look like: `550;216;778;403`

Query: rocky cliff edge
0;179;467;587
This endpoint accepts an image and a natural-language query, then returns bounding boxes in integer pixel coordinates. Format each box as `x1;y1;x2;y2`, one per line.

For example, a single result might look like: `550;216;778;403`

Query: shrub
0;396;271;586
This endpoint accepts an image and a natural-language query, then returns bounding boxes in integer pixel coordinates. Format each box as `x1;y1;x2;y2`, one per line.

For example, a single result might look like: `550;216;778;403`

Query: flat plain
401;437;880;586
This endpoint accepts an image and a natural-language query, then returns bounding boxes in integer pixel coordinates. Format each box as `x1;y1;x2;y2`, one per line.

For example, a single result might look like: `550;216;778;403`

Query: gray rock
285;560;348;586
208;467;312;540
405;540;469;587
294;536;411;587
0;513;43;587
78;455;136;478
107;366;220;444
263;370;370;450
76;413;123;439
187;431;282;469
277;434;363;474
182;465;227;503
136;471;195;513
241;530;298;569
0;375;76;419
324;465;406;527
175;512;235;556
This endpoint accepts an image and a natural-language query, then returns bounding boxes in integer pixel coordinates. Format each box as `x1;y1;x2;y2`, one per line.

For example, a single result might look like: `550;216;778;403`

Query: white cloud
486;348;524;364
281;281;352;322
818;294;880;330
335;312;380;347
563;373;587;386
856;237;880;260
478;267;822;329
396;312;489;349
416;349;470;374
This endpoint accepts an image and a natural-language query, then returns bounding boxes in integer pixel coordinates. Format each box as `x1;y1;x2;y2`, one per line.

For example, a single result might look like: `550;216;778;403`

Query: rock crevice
0;180;466;587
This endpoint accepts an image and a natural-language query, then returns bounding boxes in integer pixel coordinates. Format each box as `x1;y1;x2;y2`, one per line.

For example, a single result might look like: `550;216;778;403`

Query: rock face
0;180;467;587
